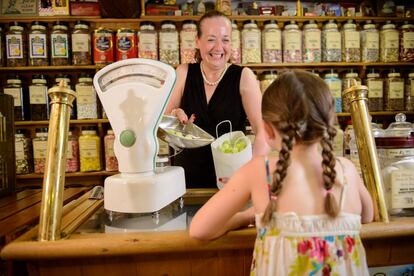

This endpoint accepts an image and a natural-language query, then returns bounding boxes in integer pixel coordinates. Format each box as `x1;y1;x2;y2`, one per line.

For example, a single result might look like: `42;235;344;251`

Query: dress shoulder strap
336;158;348;211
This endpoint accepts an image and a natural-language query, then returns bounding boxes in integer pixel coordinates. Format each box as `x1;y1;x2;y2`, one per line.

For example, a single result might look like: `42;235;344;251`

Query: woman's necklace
200;61;229;86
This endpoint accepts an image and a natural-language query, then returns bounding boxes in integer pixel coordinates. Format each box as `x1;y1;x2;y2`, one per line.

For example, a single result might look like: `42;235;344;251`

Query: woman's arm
239;67;270;157
165;64;189;122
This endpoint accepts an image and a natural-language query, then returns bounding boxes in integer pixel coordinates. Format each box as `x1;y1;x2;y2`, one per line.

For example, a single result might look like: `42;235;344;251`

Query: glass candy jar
28;21;48;66
380;21;399;62
342;71;361;112
302;20;321;63
242;20;261;64
51;21;70;66
29;74;49;120
71;21;92;65
384;71;404;111
138;22;158;60
104;129;118;172
341;20;360;62
66;130;79;173
283;21;302;63
323;71;342;113
79;127;102;172
76;75;99;119
159;21;179;66
361;21;379;62
6;22;27;67
262;20;282;63
230;21;241;64
365;70;384;112
405;72;414;111
180;20;197;64
400;22;414;62
14;129;33;175
3;75;29;121
33;128;48;174
322;20;341;62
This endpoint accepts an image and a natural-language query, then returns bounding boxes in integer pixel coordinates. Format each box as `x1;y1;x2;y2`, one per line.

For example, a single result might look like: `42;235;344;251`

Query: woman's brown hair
194;10;231;62
261;70;339;224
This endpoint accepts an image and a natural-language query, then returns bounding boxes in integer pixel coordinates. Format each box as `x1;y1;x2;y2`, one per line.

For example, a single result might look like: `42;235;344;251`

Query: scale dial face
97;63;168;92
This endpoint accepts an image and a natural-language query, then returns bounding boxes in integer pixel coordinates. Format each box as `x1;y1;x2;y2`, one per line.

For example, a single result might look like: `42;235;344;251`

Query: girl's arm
189;161;255;240
239;67;270;157
359;178;374;223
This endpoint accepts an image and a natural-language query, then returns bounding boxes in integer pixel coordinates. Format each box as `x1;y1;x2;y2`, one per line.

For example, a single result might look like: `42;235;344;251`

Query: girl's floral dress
251;158;369;276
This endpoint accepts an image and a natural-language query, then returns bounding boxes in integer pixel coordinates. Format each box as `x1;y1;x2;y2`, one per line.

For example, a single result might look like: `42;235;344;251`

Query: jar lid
371;122;385;137
285;21;299;30
7;78;21;84
325;73;339;78
343;21;356;30
388;72;401;77
78;77;93;83
182;20;197;26
10;25;24;31
384;113;414;137
382;23;396;30
55;77;71;83
345;73;358;78
367;73;380;78
74;21;89;30
263;22;279;29
82;130;97;135
401;24;414;29
94;27;113;34
31;21;46;30
408;72;414;78
363;23;376;30
32;78;47;84
117;28;135;34
323;21;338;29
231;22;238;29
304;23;318;30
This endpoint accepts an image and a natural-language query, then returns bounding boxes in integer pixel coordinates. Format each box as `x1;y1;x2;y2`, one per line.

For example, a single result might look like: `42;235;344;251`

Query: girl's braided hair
261;70;339;224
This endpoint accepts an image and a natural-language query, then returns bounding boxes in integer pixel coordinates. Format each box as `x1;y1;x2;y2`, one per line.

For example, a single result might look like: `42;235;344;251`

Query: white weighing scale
93;58;186;214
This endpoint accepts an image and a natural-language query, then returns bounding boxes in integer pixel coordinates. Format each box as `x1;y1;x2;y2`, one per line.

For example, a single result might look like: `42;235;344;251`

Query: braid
321;125;339;217
261;122;296;225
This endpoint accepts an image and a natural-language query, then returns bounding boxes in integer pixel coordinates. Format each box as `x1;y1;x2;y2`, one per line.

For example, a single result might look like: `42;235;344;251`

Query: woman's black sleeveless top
173;63;246;188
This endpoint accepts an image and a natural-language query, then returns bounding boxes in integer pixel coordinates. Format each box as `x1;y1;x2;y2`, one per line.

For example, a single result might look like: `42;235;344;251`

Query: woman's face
196;17;231;68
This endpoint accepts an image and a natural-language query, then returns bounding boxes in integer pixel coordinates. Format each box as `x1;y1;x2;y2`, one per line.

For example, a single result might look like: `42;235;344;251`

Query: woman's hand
171;108;195;124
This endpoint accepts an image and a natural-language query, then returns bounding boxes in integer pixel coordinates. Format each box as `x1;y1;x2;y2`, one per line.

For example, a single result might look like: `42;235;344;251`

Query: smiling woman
165;10;270;189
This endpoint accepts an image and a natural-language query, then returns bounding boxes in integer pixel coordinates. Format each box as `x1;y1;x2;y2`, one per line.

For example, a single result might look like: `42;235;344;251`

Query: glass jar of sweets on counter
76;74;99;119
14;129;33;175
79;127;102;172
384;71;404;111
71;21;91;65
6;22;27;67
33;128;48;174
51;21;70;66
29;74;49;120
28;21;48;66
3;75;29;121
159;21;179;66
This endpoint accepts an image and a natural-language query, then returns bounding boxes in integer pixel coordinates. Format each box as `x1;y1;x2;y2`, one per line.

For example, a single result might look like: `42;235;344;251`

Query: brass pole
38;81;76;241
343;81;389;223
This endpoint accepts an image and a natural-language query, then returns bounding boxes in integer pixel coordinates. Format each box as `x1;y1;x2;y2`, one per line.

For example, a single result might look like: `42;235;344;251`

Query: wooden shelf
0;15;412;24
0;65;97;71
16;171;117;180
15;119;110;126
337;111;414;117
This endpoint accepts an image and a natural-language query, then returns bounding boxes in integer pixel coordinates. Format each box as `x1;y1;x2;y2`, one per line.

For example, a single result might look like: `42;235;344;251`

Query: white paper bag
211;121;252;189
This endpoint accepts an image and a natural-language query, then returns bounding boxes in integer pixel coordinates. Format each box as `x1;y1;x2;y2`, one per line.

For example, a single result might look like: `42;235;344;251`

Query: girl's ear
264;121;275;139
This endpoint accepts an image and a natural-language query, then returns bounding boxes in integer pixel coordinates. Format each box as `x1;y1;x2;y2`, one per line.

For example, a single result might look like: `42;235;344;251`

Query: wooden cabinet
1;14;414;188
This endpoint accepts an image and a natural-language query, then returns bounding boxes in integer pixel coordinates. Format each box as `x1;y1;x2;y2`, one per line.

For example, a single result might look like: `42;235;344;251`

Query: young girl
189;70;374;275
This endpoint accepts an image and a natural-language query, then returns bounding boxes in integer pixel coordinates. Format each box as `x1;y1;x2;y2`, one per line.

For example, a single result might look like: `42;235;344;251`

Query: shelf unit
1;13;413;188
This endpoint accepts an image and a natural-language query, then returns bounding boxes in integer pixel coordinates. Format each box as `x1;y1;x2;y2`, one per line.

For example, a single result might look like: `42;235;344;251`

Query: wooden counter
1;218;414;275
